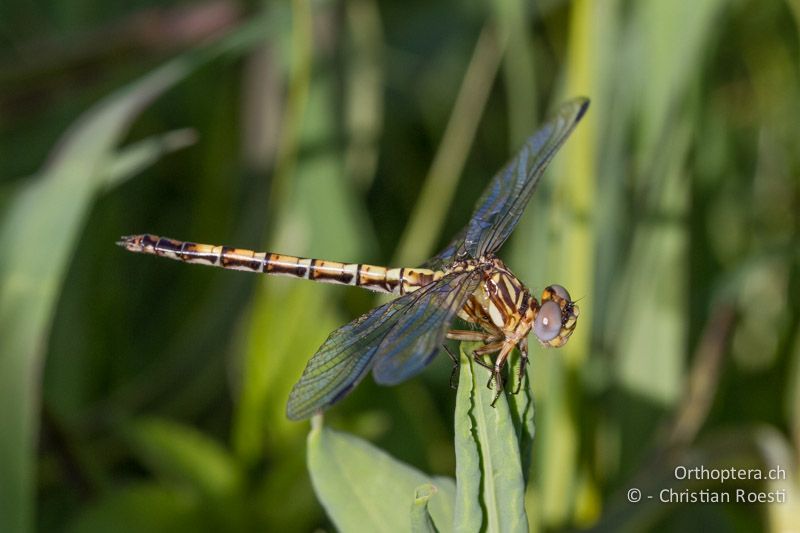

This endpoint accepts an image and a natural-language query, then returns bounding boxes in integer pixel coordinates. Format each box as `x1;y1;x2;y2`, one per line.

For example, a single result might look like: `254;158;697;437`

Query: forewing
420;227;466;270
286;295;412;420
286;272;476;419
463;98;588;257
423;98;588;268
372;271;481;385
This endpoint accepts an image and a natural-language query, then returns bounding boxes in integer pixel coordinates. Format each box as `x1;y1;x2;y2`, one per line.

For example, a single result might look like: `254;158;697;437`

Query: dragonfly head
532;284;579;347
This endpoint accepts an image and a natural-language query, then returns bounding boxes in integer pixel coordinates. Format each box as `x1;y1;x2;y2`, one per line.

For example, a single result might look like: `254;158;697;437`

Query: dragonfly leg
446;329;494;342
490;342;516;406
475;357;497;390
491;376;504;405
446;330;506;389
443;343;458;364
466;342;504;389
512;337;529;395
473;341;504;355
442;344;459;389
442;339;504;390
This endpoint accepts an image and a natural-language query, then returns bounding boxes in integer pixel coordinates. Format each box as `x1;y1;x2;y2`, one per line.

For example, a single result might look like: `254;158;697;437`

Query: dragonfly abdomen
118;234;441;295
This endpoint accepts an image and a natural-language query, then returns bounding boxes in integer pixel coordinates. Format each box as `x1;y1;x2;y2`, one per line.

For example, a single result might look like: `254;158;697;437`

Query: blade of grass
101;129;197;191
121;417;245;529
530;0;601;525
754;429;800;532
265;0;313;232
665;304;735;447
0;19;269;532
232;0;314;465
344;0;385;190
492;0;538;145
393;23;504;266
0;70;182;533
122;417;243;500
233;2;377;461
788;322;800;463
454;343;528;533
65;483;205;533
611;119;692;405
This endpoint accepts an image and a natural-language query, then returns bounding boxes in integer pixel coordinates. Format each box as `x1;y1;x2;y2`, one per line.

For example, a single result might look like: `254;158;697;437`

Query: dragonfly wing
464;98;588;257
420;227;466;270
372;271;481;385
422;98;588;267
286;296;409;420
286;272;474;419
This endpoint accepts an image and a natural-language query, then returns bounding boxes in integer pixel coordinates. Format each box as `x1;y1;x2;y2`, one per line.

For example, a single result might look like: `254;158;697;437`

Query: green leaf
100;128;197;192
0;69;183;533
122;417;242;500
307;418;455;532
65;483;205;533
506;352;536;486
429;475;456;529
0;18;269;533
411;483;439;533
454;343;528;532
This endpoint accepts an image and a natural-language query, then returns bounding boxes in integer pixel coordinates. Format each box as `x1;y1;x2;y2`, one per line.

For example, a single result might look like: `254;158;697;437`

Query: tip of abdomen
117;234;150;253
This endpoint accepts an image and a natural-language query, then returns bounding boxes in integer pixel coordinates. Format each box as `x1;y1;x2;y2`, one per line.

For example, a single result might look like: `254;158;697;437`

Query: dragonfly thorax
454;256;579;348
456;257;531;334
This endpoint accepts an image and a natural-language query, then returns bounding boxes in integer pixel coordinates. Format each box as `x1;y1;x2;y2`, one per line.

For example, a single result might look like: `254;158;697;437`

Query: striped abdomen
118;234;442;295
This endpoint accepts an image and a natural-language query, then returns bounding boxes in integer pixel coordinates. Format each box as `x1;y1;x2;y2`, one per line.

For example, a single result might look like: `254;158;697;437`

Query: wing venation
286;271;478;419
423;98;589;268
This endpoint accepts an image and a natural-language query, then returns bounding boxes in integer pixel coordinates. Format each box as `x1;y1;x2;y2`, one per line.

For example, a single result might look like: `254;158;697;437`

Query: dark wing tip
567;97;590;123
575;97;590;121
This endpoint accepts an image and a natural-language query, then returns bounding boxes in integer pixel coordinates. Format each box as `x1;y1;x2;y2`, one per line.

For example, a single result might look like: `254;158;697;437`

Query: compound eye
549;284;571;302
534;300;562;342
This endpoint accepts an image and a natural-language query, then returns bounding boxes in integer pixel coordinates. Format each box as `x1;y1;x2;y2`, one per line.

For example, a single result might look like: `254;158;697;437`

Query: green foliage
2;0;799;531
454;344;528;532
307;421;454;531
66;484;207;533
307;346;532;532
0;32;258;530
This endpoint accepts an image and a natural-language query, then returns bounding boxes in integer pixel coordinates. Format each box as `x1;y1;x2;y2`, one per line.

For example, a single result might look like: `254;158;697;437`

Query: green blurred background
1;0;799;531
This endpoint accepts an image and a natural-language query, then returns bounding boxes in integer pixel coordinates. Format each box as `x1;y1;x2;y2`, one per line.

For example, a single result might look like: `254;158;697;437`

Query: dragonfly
119;98;589;420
